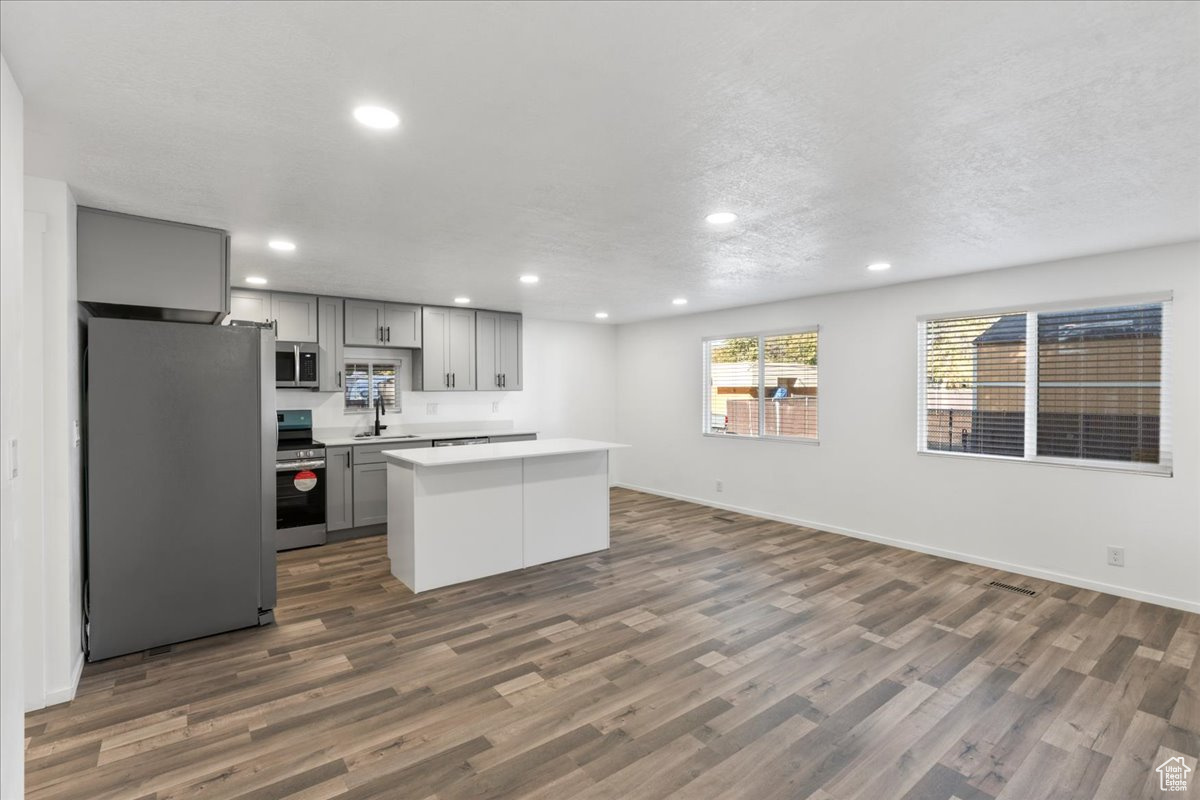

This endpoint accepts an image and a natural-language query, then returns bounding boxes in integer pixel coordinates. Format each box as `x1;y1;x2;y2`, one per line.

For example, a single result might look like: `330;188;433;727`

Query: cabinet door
476;311;501;390
271;293;319;342
317;297;345;392
384;304;422;348
344;300;385;346
325;447;354;532
497;313;522;391
352;462;388;527
228;289;270;325
420;306;450;390
446;308;476;391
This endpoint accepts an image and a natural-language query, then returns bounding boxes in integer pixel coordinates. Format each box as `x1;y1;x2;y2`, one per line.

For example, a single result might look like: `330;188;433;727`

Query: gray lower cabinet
477;311;522;391
78;206;230;323
317;297;345;392
352;463;388;527
350;440;432;528
325;446;353;532
487;434;537;443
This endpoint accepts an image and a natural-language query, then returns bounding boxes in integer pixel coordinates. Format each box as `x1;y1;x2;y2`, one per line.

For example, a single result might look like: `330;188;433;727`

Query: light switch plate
73;419;81;447
6;438;17;479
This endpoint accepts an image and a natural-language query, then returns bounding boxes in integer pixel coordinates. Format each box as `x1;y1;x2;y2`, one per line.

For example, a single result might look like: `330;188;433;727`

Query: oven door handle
275;459;326;471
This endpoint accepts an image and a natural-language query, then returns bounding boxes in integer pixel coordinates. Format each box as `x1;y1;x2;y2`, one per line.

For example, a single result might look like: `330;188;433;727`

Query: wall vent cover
987;580;1037;597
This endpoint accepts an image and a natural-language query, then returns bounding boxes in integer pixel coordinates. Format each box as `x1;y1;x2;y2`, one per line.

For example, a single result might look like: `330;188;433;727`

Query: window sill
917;448;1172;477
703;432;820;446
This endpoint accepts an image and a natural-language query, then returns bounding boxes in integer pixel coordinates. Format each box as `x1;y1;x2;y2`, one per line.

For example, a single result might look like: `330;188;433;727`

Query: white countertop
383;437;629;467
318;428;539;447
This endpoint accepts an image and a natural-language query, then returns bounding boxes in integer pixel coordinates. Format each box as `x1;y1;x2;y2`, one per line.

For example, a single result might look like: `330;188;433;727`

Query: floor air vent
987;580;1037;597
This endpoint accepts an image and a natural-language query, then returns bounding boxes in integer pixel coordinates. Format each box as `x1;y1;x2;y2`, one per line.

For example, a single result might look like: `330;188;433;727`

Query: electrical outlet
492;401;500;413
426;403;438;415
715;480;723;493
73;419;81;447
1107;546;1125;567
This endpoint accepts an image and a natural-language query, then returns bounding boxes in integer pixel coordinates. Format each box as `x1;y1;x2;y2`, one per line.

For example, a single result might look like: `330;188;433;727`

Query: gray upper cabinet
344;300;385;346
317;297;345;392
227;289;318;342
229;289;270;325
477;311;522;391
271;293;318;342
345;300;422;347
384;304;422;348
416;306;476;391
78;207;230;323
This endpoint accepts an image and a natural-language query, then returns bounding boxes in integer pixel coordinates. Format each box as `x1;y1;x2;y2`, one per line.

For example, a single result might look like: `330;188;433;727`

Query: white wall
279;317;618;441
613;242;1200;612
0;52;26;800
23;177;83;710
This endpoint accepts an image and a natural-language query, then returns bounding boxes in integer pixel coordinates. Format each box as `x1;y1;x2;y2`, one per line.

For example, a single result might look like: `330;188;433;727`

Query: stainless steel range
276;410;327;550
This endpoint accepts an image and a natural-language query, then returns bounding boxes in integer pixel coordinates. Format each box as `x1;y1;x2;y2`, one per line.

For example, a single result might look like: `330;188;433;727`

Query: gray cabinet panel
447;307;476;391
229;289;270;325
352;463;388;527
417;306;449;390
497;313;522;391
326;446;353;532
477;311;500;390
477;312;522;391
317;297;345;392
345;300;385;346
487;434;537;443
272;293;319;342
78;207;229;322
384;303;422;348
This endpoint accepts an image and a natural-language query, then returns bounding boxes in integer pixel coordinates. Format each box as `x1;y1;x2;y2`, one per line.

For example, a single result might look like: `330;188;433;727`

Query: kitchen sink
353;433;420;440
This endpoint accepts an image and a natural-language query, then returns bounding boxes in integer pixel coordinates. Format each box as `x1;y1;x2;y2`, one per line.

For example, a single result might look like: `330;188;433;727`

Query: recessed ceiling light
867;262;892;272
245;276;268;285
353;105;400;130
519;275;539;284
705;212;737;225
454;297;471;304
594;312;609;319
268;240;296;252
672;298;688;306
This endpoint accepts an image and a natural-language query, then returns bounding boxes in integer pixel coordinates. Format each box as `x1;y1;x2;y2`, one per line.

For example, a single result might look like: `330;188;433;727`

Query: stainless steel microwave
276;341;318;389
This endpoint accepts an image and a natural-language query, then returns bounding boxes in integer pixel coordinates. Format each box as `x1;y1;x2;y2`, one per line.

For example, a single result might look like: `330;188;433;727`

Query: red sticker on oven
293;470;318;492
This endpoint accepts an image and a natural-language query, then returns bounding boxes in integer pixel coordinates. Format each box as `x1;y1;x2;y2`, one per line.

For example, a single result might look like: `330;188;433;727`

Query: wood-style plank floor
24;488;1200;799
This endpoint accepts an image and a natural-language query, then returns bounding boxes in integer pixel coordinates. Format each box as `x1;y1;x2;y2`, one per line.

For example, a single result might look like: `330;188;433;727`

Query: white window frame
343;359;400;414
701;325;820;444
917;293;1172;476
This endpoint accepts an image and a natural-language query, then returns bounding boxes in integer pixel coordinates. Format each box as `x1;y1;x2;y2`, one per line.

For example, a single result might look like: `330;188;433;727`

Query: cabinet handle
386;326;391;343
496;373;501;388
337;370;342;388
378;325;384;343
451;372;456;388
445;372;450;387
346;452;350;471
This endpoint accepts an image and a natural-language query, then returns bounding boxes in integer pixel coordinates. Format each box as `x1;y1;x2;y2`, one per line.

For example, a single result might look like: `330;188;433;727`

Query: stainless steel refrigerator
85;318;276;661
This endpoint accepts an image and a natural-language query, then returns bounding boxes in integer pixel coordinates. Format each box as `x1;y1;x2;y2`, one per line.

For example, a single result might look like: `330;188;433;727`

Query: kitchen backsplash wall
276;317;617;440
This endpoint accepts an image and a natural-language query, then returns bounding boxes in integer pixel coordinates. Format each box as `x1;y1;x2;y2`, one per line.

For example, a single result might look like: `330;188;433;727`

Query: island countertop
382;437;628;467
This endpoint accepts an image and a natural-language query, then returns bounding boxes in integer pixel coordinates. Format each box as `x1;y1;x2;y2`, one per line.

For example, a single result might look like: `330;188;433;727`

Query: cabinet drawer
353;440;432;464
488;434;537;443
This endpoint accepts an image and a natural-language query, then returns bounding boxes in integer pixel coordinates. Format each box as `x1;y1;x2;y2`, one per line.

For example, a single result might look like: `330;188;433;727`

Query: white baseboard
613;482;1200;615
43;651;84;707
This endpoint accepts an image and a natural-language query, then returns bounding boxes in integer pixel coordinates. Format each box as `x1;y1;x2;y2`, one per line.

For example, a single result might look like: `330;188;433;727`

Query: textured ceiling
2;1;1197;322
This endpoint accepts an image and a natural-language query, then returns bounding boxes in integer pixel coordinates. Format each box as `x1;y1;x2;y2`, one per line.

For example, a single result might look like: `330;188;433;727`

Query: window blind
920;299;1170;472
922;314;1026;456
344;362;397;410
1037;303;1165;465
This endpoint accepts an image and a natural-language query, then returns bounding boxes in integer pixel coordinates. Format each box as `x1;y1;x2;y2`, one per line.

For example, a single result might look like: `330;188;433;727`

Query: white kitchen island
383;438;628;593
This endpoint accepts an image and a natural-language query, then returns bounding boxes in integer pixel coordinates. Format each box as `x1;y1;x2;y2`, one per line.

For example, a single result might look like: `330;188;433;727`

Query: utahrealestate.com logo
1156;756;1192;792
